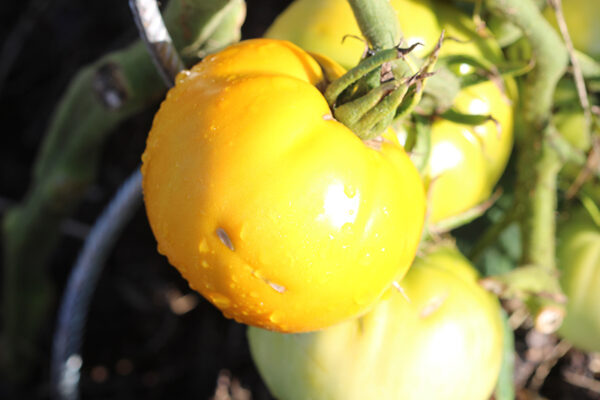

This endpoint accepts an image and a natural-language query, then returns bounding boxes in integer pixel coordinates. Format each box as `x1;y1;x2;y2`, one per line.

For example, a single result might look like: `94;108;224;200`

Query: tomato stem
484;0;568;332
346;0;401;50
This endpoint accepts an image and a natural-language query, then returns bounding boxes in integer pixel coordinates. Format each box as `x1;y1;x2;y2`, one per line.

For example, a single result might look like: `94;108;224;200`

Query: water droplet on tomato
269;311;284;324
198;238;209;253
344;185;356;198
210;293;231;309
239;224;248;241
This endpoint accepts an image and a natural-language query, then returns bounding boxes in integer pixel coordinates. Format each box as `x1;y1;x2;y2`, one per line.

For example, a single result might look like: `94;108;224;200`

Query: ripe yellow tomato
557;208;600;352
141;39;426;333
265;0;441;69
248;245;504;400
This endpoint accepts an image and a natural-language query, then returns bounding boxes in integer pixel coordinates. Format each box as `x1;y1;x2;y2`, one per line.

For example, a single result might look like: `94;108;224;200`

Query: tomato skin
141;39;426;333
248;246;504;400
426;119;490;222
265;0;441;69
557;209;600;352
427;80;514;222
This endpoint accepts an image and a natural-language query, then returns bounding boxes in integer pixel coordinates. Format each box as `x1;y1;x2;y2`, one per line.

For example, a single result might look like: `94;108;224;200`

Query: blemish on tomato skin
419;292;448;318
216;227;234;250
268;281;286;293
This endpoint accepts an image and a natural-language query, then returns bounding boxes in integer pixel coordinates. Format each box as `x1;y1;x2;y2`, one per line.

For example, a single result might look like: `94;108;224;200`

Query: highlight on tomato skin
248;245;504;400
141;38;427;333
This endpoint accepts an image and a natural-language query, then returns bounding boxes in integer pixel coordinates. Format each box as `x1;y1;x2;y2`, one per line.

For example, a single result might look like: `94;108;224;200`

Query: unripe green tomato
544;0;600;59
265;0;441;69
557;209;600;352
248;246;504;400
553;109;590;152
426;3;515;222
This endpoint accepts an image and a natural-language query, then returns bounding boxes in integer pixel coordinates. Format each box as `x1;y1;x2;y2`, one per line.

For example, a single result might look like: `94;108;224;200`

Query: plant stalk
346;0;400;50
485;0;568;270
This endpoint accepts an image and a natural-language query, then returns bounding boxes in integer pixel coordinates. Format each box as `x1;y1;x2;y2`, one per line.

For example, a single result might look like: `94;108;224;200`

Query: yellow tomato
141;39;426;333
265;0;441;69
248;245;504;400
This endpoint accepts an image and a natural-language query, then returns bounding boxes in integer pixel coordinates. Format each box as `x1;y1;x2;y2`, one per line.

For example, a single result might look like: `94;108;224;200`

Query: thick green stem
486;0;568;270
346;0;400;50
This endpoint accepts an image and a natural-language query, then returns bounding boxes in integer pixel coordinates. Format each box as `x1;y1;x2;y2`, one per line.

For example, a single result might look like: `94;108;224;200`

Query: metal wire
50;171;143;400
129;0;185;87
50;0;182;398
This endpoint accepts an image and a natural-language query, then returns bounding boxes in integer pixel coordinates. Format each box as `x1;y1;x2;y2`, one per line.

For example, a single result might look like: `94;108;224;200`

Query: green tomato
265;0;441;69
248;245;504;400
426;4;515;222
557;208;600;352
554;109;591;152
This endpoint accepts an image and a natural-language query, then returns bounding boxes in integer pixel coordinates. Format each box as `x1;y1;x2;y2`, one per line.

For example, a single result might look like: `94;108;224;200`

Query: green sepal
324;46;413;106
441;107;498;127
420;67;461;114
439;54;532;88
334;81;400;129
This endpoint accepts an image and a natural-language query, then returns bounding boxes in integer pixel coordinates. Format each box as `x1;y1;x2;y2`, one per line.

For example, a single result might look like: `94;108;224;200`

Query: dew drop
344;185;356;198
239;224;248;241
210;293;231;308
269;311;284;324
341;222;353;233
198;238;209;253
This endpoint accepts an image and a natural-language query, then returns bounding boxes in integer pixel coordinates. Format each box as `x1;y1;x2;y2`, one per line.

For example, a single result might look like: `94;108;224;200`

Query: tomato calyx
323;34;443;140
